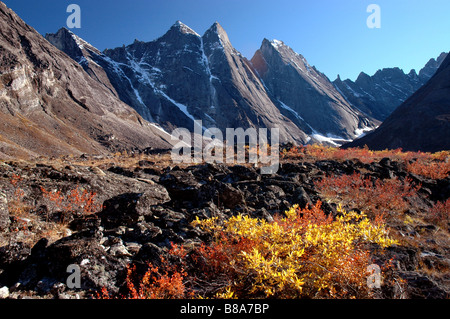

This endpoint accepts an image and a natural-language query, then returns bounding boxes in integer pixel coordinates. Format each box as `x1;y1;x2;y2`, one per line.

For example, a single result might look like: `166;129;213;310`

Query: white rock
0;286;10;299
80;259;90;266
109;243;132;257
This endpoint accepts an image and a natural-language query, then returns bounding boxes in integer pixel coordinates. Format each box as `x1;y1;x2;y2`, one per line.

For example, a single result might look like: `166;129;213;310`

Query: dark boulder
45;234;128;294
98;185;170;228
122;221;163;243
293;186;313;209
399;271;448;299
159;170;202;202
218;184;245;209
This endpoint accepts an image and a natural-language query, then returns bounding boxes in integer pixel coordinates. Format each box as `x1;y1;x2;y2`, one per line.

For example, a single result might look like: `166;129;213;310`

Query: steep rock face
45;28;119;98
0;1;173;159
251;39;377;143
345;54;450;152
419;52;448;80
47;22;308;144
200;23;305;142
334;52;448;121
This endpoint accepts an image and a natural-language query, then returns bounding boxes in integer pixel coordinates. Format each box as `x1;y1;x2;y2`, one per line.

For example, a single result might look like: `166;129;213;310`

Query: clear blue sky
3;0;449;81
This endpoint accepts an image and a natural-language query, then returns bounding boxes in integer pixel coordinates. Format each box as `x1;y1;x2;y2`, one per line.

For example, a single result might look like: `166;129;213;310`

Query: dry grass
1;173;99;248
2;144;449;298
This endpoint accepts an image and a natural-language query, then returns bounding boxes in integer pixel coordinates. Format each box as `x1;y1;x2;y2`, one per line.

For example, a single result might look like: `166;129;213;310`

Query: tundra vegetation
0;145;448;299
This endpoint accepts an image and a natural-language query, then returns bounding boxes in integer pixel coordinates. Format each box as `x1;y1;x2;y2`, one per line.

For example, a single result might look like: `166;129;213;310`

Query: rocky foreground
0;151;449;299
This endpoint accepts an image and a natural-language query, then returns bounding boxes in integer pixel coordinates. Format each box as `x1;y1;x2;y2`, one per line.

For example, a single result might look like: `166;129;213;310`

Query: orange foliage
124;259;187;299
281;145;305;159
407;160;450;179
192;234;256;281
41;186;101;223
315;172;419;218
98;243;191;299
10;173;23;188
273;200;333;230
192;202;397;299
283;144;447;166
8;174;28;217
428;199;450;227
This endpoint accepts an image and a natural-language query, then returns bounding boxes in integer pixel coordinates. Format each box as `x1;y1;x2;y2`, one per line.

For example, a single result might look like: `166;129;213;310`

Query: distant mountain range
344;52;450;152
0;1;448;158
45;22;447;148
334;52;448;121
45;22;381;147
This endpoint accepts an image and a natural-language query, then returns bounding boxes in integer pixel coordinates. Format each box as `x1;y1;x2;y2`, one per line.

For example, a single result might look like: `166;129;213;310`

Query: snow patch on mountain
200;38;214;82
354;127;375;138
200;37;220;109
174;21;200;37
103;55;147;106
160;91;206;131
66;29;99;54
271;39;283;49
311;132;351;147
279;100;306;123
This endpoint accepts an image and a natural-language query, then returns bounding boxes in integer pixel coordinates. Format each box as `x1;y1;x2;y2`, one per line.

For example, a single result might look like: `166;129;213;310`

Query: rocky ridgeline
0;156;448;299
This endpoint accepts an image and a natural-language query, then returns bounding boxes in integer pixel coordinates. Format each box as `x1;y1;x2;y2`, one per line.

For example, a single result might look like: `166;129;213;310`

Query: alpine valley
0;1;449;301
0;0;448;157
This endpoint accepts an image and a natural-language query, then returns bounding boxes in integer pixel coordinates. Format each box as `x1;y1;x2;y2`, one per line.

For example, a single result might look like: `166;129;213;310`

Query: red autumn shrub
191;201;397;299
124;259;187;299
407;160;450;180
428;199;450;228
98;243;191;299
315;172;419;219
41;186;101;224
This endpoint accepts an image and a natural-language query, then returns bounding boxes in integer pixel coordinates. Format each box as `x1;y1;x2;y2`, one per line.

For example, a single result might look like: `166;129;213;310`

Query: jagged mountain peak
371;67;411;83
270;39;286;49
408;69;418;78
205;21;225;34
333;51;448;122
165;21;230;41
52;26;71;36
45;27;83;59
419;52;449;79
156;20;201;43
252;37;376;141
45;27;100;56
261;38;288;52
345;53;450;152
259;38;311;69
375;67;405;76
203;21;230;46
355;71;372;84
170;20;200;37
437;51;449;63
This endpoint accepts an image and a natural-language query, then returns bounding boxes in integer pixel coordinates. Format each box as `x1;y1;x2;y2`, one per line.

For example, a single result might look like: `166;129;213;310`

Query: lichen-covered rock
0;191;9;232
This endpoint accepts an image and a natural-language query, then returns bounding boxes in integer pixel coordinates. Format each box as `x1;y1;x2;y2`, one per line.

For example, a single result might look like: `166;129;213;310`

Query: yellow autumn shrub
192;202;397;299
